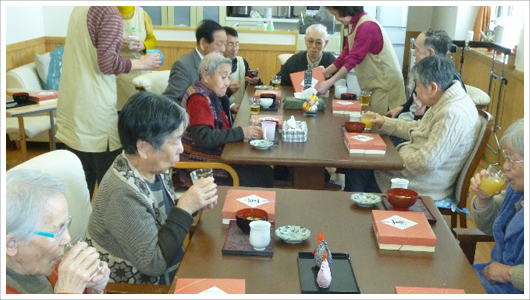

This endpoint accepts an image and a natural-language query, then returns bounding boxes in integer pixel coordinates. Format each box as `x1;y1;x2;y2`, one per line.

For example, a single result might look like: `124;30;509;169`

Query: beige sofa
6;62;58;143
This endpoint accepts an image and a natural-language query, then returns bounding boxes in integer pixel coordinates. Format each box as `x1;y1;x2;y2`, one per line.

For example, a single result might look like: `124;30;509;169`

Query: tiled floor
6;141;493;263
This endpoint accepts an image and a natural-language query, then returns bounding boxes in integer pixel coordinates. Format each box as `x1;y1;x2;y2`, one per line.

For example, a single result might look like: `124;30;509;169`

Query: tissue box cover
249;114;283;129
282;120;308;142
395;286;465;294
332;99;361;115
372;210;437;252
254;89;281;99
344;132;386;154
174;278;245;294
221;189;276;224
290;67;325;93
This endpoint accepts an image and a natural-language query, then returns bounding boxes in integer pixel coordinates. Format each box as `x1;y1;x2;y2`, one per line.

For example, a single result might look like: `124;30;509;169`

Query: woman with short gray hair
86;92;218;285
470;119;524;294
6;169;109;294
179;52;274;187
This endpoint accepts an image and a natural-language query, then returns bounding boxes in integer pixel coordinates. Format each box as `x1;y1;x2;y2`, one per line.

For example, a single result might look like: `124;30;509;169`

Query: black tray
261;100;280;111
298;252;360;294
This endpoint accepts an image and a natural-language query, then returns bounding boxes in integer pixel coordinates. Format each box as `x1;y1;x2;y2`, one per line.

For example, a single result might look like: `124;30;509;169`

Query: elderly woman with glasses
6;169;109;294
469;119;524;294
179;52;274;187
276;23;336;86
86;92;218;285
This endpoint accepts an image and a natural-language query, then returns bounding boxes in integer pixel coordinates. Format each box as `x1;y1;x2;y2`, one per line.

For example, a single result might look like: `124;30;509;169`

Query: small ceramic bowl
350;193;382;207
275;225;311;243
260;98;274;108
250;139;274;150
236;208;268;234
344;121;365;133
387;188;418;210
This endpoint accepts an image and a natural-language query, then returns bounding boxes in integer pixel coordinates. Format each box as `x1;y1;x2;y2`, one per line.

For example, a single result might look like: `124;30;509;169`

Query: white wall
42;6;74;36
431;6;458;38
406;6;433;32
6;6;45;44
454;6;479;40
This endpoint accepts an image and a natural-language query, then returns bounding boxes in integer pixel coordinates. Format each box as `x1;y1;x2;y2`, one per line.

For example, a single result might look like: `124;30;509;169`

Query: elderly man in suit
163;20;227;105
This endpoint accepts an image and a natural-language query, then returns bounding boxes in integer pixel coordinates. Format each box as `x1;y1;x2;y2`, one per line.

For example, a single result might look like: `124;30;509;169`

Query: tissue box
281;121;308;142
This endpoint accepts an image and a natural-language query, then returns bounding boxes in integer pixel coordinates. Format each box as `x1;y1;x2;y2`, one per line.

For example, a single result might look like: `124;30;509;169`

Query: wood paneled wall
7;37;295;90
453;48;524;164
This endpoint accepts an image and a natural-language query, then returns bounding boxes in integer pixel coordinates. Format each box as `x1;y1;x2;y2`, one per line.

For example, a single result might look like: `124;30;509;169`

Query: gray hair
410;55;455;92
501;119;524;157
199;52;231;80
6;169;67;242
423;29;452;57
305;23;328;42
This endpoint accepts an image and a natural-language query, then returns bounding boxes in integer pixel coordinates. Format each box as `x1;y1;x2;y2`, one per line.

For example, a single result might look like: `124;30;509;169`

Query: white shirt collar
195;47;204;60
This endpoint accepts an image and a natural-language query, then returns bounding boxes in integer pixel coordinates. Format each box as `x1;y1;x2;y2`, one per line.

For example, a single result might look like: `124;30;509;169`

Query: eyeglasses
227;42;240;49
305;39;324;47
502;149;524;167
34;213;72;241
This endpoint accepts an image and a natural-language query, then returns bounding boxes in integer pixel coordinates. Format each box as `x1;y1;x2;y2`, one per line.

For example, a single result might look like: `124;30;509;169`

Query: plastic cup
478;164;506;196
361;113;373;130
261;121;276;141
391;178;409;189
63;237;102;280
271;76;281;89
146;49;164;66
128;35;139;50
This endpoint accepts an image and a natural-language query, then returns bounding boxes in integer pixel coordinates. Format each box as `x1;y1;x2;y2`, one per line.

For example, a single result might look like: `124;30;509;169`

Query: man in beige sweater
343;55;480;201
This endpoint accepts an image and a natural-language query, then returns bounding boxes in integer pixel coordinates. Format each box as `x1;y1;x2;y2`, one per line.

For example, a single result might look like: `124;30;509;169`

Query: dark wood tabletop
221;86;405;170
171;186;486;294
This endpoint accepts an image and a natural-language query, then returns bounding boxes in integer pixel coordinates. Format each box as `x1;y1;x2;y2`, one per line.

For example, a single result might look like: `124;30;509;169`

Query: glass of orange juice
361;112;373;131
478;164;506;196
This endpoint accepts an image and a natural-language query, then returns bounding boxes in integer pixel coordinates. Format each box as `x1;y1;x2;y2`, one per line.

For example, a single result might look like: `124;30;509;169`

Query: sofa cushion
5;116;54;138
6;62;43;91
34;45;64;90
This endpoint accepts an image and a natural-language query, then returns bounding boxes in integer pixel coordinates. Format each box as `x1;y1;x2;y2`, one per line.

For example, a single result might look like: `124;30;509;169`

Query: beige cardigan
374;81;480;200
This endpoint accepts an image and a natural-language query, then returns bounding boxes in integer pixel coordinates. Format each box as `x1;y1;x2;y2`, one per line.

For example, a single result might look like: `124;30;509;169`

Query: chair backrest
278;53;294;65
453;109;493;210
132;70;170;95
173;161;240;186
11;150;92;239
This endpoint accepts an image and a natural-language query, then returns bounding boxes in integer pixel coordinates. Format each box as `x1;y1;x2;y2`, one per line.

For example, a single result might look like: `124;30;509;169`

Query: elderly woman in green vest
317;6;406;115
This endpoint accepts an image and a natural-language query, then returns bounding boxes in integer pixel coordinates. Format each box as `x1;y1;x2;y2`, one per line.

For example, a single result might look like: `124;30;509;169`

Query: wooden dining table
221;86;405;190
170;186;486;294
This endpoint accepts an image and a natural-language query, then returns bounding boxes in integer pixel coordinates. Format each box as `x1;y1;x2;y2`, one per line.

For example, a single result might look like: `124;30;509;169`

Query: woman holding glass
86;92;218;285
469;119;524;294
179;52;274;188
316;6;405;115
6;169;109;294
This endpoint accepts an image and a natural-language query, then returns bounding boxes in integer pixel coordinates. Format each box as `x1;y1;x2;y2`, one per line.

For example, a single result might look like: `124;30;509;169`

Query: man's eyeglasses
306;39;324;47
227;42;240;49
502;149;524;167
34;213;72;241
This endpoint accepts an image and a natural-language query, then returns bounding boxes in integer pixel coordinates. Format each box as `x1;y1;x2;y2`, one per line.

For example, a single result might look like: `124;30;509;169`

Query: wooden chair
453;228;494;264
439;109;493;231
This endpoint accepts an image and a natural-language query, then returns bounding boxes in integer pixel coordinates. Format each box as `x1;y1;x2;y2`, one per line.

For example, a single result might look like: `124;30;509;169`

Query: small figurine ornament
303;93;319;115
316;252;332;288
313;233;333;267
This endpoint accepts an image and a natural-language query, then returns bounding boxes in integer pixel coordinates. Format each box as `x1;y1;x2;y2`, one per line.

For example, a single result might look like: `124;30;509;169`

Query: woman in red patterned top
180;52;274;187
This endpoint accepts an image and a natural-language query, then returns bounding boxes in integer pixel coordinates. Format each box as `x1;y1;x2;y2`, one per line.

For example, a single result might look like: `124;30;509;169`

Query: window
141;6;223;28
488;6;523;48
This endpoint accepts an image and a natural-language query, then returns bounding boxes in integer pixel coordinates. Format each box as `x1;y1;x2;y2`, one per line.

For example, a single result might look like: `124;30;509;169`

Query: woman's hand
470;169;497;207
86;261;110;294
55;242;102;294
364;111;385;127
177;177;218;214
483;262;513;284
243;126;263;140
316;80;333;95
133;53;162;71
385;106;403;118
129;41;146;52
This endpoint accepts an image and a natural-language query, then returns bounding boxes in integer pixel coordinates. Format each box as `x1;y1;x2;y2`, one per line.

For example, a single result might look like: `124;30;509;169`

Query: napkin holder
281;120;308;142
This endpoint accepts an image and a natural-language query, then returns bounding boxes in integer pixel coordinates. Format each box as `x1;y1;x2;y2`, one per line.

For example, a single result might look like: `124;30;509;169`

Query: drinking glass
361;112;373;131
271;76;281;89
360;90;372;111
190;168;213;184
249;97;261;115
63;237;102;280
478;164;506;196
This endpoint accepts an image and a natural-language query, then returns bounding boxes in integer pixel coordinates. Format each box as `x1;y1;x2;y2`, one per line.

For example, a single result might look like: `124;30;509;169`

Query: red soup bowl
235;208;268;234
387;188;418;211
345;121;365;133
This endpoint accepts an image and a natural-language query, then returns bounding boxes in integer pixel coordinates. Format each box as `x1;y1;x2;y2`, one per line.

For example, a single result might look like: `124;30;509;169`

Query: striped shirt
87;6;132;74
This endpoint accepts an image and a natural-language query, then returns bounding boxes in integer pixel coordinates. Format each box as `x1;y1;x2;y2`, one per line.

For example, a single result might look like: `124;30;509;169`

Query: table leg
17;116;27;161
293;166;325;190
49;111;56;150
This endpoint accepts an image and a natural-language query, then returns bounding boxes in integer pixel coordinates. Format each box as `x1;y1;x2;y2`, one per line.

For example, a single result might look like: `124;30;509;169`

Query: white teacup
128;35;139;50
249;220;271;251
391;178;409;189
